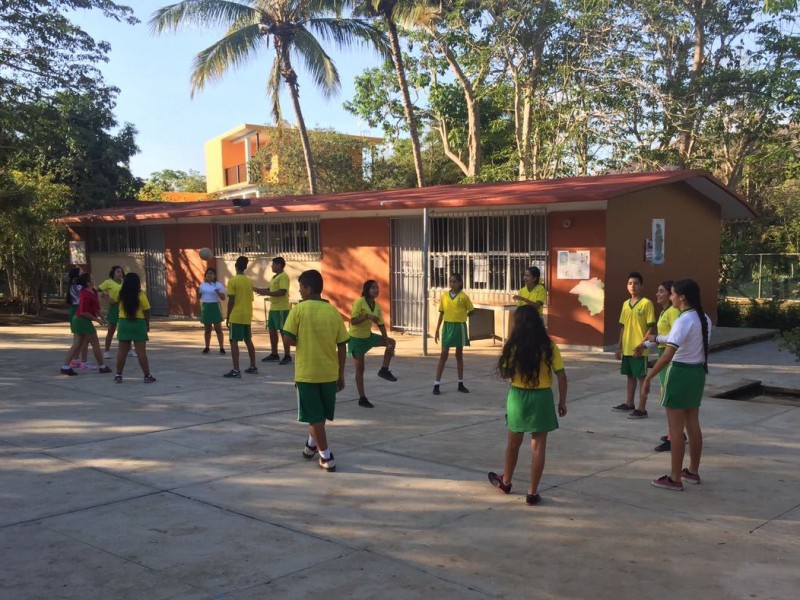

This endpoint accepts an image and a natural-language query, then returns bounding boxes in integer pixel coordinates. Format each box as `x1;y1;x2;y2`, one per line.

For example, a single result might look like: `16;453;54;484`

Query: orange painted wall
604;183;721;346
320;217;391;327
547;211;607;347
163;223;215;316
221;140;245;171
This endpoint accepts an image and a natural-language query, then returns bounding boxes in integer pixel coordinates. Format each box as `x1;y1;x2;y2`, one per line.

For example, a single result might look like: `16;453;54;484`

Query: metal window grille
90;226;145;253
214;217;320;260
429;209;547;293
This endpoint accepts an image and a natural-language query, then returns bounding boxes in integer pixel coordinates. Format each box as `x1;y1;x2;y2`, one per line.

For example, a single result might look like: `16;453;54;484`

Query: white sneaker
129;350;138;358
80;362;97;371
103;351;112;359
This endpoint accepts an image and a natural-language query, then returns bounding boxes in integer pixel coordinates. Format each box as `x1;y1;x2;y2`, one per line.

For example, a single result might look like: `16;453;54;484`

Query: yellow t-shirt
657;305;681;349
349;296;384;339
619;297;656;356
114;291;150;319
282;299;349;383
227;274;254;325
98;279;122;304
439;290;474;323
516;283;546;314
269;272;290;311
509;343;565;389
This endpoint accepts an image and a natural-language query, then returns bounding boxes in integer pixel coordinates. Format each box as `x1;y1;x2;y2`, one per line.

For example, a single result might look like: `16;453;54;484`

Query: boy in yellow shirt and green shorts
255;256;292;365
224;256;258;378
613;271;656;418
282;270;349;473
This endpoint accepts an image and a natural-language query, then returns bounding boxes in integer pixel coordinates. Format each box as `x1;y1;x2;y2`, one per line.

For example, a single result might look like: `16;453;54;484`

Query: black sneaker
525;493;541;506
201;348;210;354
223;370;241;378
261;354;280;362
377;368;397;382
303;442;318;460
244;366;258;374
654;440;671;452
457;383;470;393
219;348;226;355
628;409;648;419
279;355;292;365
358;397;374;408
488;472;511;494
319;453;336;472
432;384;441;395
60;367;78;376
612;403;635;411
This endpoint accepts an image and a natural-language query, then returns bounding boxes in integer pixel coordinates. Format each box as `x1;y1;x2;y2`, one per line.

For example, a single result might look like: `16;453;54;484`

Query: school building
60;169;756;350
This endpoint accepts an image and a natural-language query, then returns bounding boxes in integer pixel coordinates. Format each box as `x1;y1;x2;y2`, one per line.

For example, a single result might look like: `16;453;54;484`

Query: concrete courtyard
0;321;798;599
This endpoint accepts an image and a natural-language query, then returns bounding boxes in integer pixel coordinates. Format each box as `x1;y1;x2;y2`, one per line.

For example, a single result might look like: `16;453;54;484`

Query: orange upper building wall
163;223;215;317
320;217;391;327
547;211;607;348
604;183;721;346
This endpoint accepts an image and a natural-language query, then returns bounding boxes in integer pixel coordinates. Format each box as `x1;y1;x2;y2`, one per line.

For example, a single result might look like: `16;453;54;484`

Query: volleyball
199;247;214;260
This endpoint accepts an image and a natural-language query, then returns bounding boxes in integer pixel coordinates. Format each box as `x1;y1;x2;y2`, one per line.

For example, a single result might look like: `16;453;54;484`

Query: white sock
320;448;332;460
307;435;315;447
434;380;441;385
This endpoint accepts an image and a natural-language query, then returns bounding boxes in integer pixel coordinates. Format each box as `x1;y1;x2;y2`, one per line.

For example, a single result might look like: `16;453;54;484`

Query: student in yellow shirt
488;306;567;506
255;256;292;365
433;273;474;395
113;272;155;384
282;270;349;473
224;256;258;378
613;271;656;417
512;266;546;315
348;279;397;408
97;265;124;359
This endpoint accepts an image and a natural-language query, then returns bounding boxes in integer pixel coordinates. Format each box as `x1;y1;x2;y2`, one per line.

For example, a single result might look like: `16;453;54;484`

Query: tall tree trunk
385;16;424;188
278;44;318;195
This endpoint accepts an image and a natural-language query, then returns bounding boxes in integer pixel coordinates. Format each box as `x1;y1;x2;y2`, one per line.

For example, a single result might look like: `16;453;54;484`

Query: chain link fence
719;253;800;301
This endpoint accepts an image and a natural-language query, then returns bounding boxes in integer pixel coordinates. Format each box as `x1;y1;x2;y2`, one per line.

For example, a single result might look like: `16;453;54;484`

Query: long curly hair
119;273;141;321
673;279;709;373
497;306;553;386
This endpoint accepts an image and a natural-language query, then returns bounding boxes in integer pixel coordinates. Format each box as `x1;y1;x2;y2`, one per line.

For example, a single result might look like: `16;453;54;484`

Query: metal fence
719;253;800;300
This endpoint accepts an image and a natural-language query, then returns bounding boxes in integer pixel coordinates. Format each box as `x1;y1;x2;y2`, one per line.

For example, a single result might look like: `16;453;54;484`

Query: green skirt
661;362;706;409
201;302;223;325
505;386;558;433
107;303;119;325
441;321;469;348
118;318;148;343
73;317;96;336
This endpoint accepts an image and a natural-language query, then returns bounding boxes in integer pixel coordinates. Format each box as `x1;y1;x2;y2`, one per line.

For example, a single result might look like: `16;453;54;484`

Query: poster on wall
652;218;665;265
557;250;590;279
68;241;86;265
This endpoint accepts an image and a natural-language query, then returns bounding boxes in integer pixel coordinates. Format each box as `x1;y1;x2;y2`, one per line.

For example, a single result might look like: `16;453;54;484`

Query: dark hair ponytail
361;279;377;299
673;279;708;373
120;273;142;321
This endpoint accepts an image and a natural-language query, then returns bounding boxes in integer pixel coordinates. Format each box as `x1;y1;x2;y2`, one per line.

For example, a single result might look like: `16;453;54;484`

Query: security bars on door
429;209;547;293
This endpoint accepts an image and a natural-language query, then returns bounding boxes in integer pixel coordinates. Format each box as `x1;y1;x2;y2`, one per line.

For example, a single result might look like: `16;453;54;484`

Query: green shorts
621;355;647;378
107;303;119;325
229;323;252;342
349;333;383;357
296;382;338;423
69;304;78;334
441;321;469;348
662;362;706;409
118;318;148;342
73;317;96;336
200;302;222;325
505;386;558;433
267;309;289;331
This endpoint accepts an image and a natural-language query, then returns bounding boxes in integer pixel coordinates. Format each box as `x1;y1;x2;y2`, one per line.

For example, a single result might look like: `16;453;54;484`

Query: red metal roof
59;170;756;224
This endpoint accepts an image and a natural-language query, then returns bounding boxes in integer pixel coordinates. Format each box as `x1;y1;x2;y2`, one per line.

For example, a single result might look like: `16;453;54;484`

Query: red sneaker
488;472;511;494
681;468;701;484
651;475;683;491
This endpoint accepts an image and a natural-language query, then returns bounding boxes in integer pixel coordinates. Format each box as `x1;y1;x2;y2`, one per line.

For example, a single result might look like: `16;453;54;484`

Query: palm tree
150;0;388;195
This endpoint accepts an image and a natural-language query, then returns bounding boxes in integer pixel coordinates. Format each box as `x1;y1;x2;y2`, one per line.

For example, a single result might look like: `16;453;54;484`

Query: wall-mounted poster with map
556;250;590;279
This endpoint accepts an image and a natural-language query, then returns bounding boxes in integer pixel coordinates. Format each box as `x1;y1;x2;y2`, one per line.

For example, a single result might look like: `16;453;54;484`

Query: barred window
430;210;547;292
90;226;145;253
214;218;320;259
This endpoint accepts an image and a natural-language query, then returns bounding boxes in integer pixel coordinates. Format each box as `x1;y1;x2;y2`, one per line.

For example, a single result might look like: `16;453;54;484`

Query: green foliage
138;169;207;200
0;172;70;314
777;327;800;362
744;300;800;331
716;300;743;328
249;129;375;195
370;136;462;189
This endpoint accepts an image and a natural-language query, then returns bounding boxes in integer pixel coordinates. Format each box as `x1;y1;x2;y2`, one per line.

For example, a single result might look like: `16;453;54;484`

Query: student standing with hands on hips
433;273;474;395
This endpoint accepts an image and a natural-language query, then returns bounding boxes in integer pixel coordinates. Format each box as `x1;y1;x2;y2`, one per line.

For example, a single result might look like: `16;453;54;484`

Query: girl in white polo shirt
642;279;712;491
198;268;226;355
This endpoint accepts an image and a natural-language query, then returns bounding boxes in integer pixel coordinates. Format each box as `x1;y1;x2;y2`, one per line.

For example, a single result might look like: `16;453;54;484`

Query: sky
74;1;387;179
